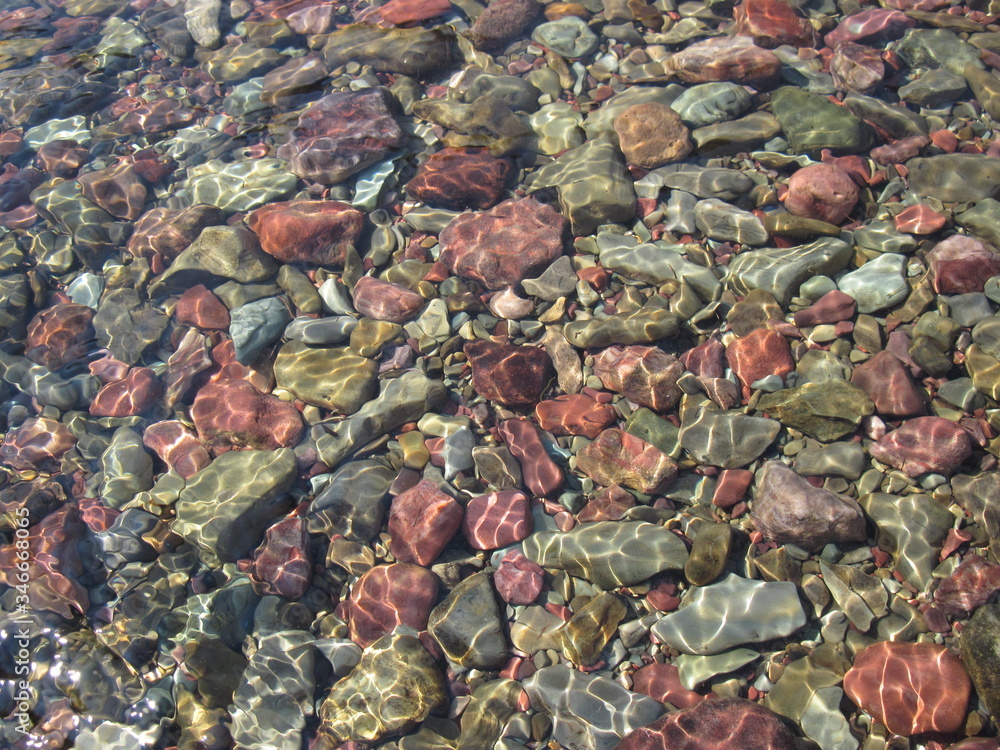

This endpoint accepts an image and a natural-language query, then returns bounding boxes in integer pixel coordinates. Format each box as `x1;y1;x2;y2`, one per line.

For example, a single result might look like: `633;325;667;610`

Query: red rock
439;198;566;289
498;419;564;496
345;562;439;647
830;42;885;93
712;469;754;509
843;641;970;735
462;490;532;549
388;478;464;566
90;367;162;417
245;200;364;266
277;88;406;184
142;420;211;479
0;417;76;472
732;0;815;49
0;130;21;158
576;428;677;494
792;290;856;327
593;345;684;412
112;98;196;136
663;36;781;86
869;416;972;476
850;350;926;417
494;549;544;605
35;139;89;177
465;0;539;50
24;303;96;371
617;697;797;750
535;394;617;438
680;338;726;379
245;513;311;600
614;102;692;168
464;339;554;407
630;662;704;709
824;8;916;48
577;483;636;522
191;380;304;455
870;135;928;166
928;235;1000;294
358;0;452;25
207;338;274;393
77;162;146;220
248;0;335;34
725;327;795;391
353;276;426;322
894;204;947;235
405;147;512;210
175;284;231;329
882;0;948;7
934;555;1000;618
784;163;859;224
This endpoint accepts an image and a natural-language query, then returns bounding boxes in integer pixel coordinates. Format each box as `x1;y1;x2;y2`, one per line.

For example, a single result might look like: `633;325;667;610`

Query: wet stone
25;302;96;372
345;562;439;648
127;205;225;263
594;345;682;412
405;147;512;211
726;327;795;392
960;603;1000;717
150;225;277;297
229;296;292;365
532;17;599;58
462;490;532;550
246;200;364;266
928;234;1000;294
465;0;539;50
771;87;872;155
90;367;161;418
494;549;544;605
388;478;463;566
756;380;874;441
180;158;298;212
678;408;780;469
935;555;1000;618
907;154;1000;203
576;428;677;494
663;36;780;87
784;163;859;225
93;288;169;366
684;522;732;586
613;102;692;169
77;163;146;221
428;571;507;669
726;237;853;306
306;459;394;540
850;350;926;417
862;492;953;590
869;416;971;476
191;379;303;454
464;339;553;408
732;0;814;48
560;591;626;665
535;393;617;438
353;276;426;323
671;83;754;129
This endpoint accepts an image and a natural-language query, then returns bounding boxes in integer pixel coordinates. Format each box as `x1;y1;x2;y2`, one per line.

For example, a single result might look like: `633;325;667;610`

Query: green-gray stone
907;154;1000;203
678;408;780;468
756;380;873;441
843;92;927;138
625;407;679;456
274;341;377;414
564;308;681;348
897;28;983;76
428;572;507;669
860;492;953;590
725;237;852;306
960;603;1000;717
957;198;1000;247
771;87;872;155
99;427;154;509
150;225;277;297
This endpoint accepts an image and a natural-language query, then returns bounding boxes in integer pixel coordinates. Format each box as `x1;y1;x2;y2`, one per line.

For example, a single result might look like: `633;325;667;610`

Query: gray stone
563;308;682;348
521;256;578;301
861;492;953;590
93;288;169;365
150;225;277;297
837;253;908;314
306;459;394;540
665;190;698;234
230;296;292;365
678;408;780;469
897;28;983;76
907;154;1000;203
675;648;760;689
793;442;868;479
853;221;918;255
957;198;1000;247
466;74;541;113
531;17;599;58
898;68;968;107
670;82;753;128
99;427;154;509
284;316;358;345
725;237;853;306
597;234;721;300
428;572;507;669
694;198;769;246
636;164;754;200
180;158;298;212
771;86;872;155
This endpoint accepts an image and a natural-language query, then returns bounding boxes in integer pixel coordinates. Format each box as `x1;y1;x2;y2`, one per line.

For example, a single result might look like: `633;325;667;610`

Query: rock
172;448;297;565
617;698;798;750
576;428;677;494
684;522;732;586
90;366;162;417
898;68;968;107
498;418;563;496
274;341;377;414
535;393;617;438
388;478;463;566
229;296;292;365
524;665;665;750
850;350;926;417
831;42;885;93
825;8;915;47
322;24;456;74
25;302;96;371
651;574;807;654
345;563;439;647
191;379;304;454
306;459;394;540
465;0;539;50
670;82;753;128
531;17;598;58
613;102;692;168
457;678;523;750
559;591;626;665
142;420;210;479
77;163;146;220
246;200;364;266
726;237;853;306
784;164;859;224
678;408;780;469
793;441;867;479
522;521;688;589
462;490;532;549
837;253;909;314
771;87;872;155
935;555;1000;618
630;662;704;708
869;416;972;476
960;604;1000;717
664;36;780;86
98;426;154;508
897;27;982;76
175;284;230;329
439;198;565;289
494;549;545;604
93;288;169;365
694;197;769;245
245;513;311;600
756;380;873;441
907;154;1000;203
428;571;507;668
405;147;512;210
862;492;953;590
180;158;297;212
127;205;226;263
318;634;447;746
150;225;277;297
464;339;553;407
751;461;866;551
597;236;721;298
725;328;795;392
465;73;541;113
843;641;970;736
732;0;814;48
593;345;683;412
353;276;425;323
928;234;1000;294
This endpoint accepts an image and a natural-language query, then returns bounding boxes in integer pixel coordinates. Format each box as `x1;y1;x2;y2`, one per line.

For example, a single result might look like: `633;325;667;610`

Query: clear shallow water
1;0;1000;748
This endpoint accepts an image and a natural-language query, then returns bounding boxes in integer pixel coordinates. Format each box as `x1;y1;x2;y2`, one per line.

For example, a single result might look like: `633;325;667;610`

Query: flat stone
792;441;868;479
498;418;563;496
694;198;769;245
726;237;853;306
670;82;753;128
576;428;677;494
593;345;683;412
928;234;1000;294
191;379;303;454
180;158;297;212
229;296;292;365
960;604;1000;717
465;0;539;50
388;478;463;566
465;339;553;408
869;416;972;476
771;87;872;155
322;24;456;74
428;571;507;669
531;17;598;58
462;490;532;550
850;350;926;417
535;393;617;438
897;27;983;76
678;408;780;469
405;147;512;210
306;459;394;540
907;154;1000;203
345;563;439;647
862;491;953;590
837;252;909;314
725;328;795;392
246;200;364;266
664;35;780;86
684;522;732;586
494;549;544;605
559;591;626;665
150;225;277;297
732;0;814;48
274;341;377;414
614;102;692;168
756;380;874;441
935;555;1000;618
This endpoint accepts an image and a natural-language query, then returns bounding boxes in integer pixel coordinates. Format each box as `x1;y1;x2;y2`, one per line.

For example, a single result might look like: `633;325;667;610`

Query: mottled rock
142;420;210;479
613;102;692;168
388;478;463;566
465;0;539;50
756;380;873;441
150;225;277;296
245;513;311;600
869;417;972;476
322;24;457;74
535;393;617;438
90;367;161;417
462;490;532;550
428;571;506;668
405;147;512;210
732;0;814;48
128;205;226;263
694;198;769;245
664;36;780;86
353;276;425;323
594;345;682;412
175;284;230;330
25;303;96;371
191;379;304;454
77;163;146;220
726;237;852;306
726;328;795;392
229;296;292;365
960;604;1000;717
246;200;364;266
307;459;394;540
850;350;926;417
274;341;377;414
345;563;439;647
494;549;544;604
577;428;677;494
935;555;1000;618
771;87;872;155
907;154;1000;203
630;662;704;709
784;164;859;224
464;339;553;407
498;418;563;496
928;234;1000;294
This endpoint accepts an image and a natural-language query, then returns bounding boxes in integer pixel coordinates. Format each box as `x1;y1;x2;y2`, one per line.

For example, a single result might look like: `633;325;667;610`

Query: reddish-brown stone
617;697;797;750
725;327;795;391
345;562;439;647
732;0;815;49
630;662;704;709
935;555;1000;618
712;469;754;509
869;416;972;476
35;139;89;177
792;290;857;327
465;339;554;408
353;276;426;323
894;204;947;235
577;483;636;522
0;417;76;472
663;36;781;86
498;418;564;496
388;478;464;566
928;235;1000;294
535;394;617;438
245;513;312;600
245;200;364;266
439;198;566;290
247;0;335;34
25;303;96;371
576;428;677;494
405;147;512;210
77;162;147;220
850;350;926;417
142;420;211;479
870;134;928;166
494;549;544;605
175;284;231;330
593;345;684;412
90;367;162;417
681;338;726;379
824;8;915;48
358;0;452;25
127;205;227;262
614;102;692;168
843;641;970;736
830;42;884;93
465;0;539;50
462;490;532;549
191;380;304;455
784;163;859;224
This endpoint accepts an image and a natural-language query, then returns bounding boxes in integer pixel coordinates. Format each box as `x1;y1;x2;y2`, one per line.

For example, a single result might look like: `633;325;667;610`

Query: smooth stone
678;408;780;469
861;492;953;589
935;555;1000;618
897;27;983;76
274;342;377;413
428;572;507;669
405;147;513;211
389;478;463;566
638;164;754;201
957;198;1000;248
837;253;908;314
756;380;873;441
564;308;681;348
597;235;721;299
529;101;585;155
464;339;554;408
229;296;291;365
853;222;918;256
576;428;677;494
284;316;357;345
322;24;456;74
458;679;523;750
98;426;154;509
726;327;794;391
246;200;364;267
306;459;394;540
793;442;868;479
771;87;872;155
732;0;815;47
695;198;768;245
150;225;277;297
960;603;1000;717
93;288;169;365
784;163;859;224
521;255;578;301
593;345;683;412
670;82;753;128
464;0;539;50
465;74;541;113
907;154;1000;203
531;17;598;58
842;92;928;139
869;416;972;476
558;591;627;665
180;158;297;212
690;111;782;156
898;68;968;106
462;490;532;550
583;86;684;140
726;237;853;306
684;522;732;586
663;35;780;87
614;102;692;168
850;350;926;417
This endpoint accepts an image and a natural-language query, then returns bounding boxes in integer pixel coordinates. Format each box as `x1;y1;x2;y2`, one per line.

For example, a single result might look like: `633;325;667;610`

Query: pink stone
357;0;453;25
784;163;859;224
869;416;972;476
575;428;677;495
732;0;815;49
534;394;617;438
824;9;916;48
175;284;230;330
882;0;948;7
191;380;304;455
77;163;147;220
352;276;426;323
934;555;1000;618
494;549;544;605
90;367;162;417
498;418;563;496
725;327;795;391
928;235;1000;294
843;641;970;735
388;478;464;566
245;200;364;266
792;290;856;327
246;513;312;600
439;198;566;290
663;36;781;86
462;490;533;549
617;697;797;750
593;345;684;412
465;0;539;50
142;420;211;479
870;134;929;166
345;562;439;647
630;662;704;709
405;147;513;210
24;303;96;371
464;339;554;407
164;329;213;409
850;350;926;417
127;205;226;263
248;0;335;34
0;417;76;472
113;99;196;136
614;102;693;169
830;42;885;94
894;204;947;235
680;338;726;379
712;469;754;509
577;484;636;522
